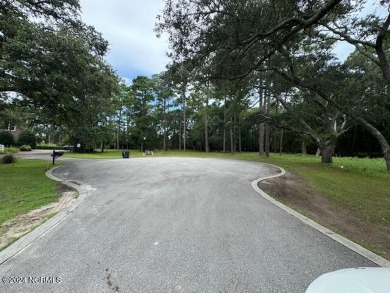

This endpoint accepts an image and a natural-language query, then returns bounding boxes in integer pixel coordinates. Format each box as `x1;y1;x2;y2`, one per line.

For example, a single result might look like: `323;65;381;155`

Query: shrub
19;145;32;151
2;154;16;164
0;131;15;147
4;147;19;154
18;130;37;149
35;144;58;150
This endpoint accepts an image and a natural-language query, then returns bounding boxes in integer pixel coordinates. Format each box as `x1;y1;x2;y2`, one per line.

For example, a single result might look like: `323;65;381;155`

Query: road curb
0;165;89;265
251;164;390;268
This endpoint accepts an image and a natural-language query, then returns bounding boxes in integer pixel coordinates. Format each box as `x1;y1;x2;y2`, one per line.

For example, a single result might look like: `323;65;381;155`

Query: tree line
154;0;390;170
1;1;390;171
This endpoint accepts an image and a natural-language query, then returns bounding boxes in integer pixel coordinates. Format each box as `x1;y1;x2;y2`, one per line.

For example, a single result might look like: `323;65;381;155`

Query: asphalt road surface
0;157;375;292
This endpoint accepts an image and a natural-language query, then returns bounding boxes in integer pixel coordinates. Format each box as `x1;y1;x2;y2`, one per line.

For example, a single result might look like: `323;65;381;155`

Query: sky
78;1;383;84
79;0;170;84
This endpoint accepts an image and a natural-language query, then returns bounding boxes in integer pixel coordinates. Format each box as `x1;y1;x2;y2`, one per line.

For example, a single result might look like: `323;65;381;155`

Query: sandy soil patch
0;190;76;251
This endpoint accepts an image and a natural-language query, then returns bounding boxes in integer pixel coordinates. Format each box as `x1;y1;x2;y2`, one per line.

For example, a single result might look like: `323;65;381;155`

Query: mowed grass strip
63;149;145;159
0;159;60;230
300;165;390;226
252;154;390;231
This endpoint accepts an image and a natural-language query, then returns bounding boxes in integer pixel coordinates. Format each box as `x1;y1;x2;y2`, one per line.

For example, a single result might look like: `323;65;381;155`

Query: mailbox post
51;149;64;165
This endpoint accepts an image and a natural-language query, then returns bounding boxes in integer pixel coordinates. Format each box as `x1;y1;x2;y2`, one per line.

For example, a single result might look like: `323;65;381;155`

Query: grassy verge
0;159;60;234
63;149;145;159
259;154;390;260
254;154;390;228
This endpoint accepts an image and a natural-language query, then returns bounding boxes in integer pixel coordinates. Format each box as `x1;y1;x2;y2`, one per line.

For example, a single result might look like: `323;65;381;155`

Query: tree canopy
156;0;346;78
154;0;390;170
0;0;118;123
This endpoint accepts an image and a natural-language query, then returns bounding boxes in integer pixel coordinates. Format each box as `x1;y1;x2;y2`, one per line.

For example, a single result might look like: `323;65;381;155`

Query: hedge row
0;130;37;148
35;145;59;150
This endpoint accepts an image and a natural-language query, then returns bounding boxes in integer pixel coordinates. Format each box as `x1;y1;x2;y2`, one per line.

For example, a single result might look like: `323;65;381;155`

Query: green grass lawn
63;149;145;159
261;155;390;227
0;159;60;233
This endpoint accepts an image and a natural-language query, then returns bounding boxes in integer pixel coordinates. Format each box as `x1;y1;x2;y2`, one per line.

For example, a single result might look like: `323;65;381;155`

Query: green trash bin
122;150;130;158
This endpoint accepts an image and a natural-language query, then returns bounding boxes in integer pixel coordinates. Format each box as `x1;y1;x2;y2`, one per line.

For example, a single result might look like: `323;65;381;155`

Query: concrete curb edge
0;165;89;265
251;164;390;268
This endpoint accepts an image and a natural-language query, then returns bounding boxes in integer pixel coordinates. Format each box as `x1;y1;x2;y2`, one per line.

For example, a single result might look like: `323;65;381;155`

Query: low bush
35;144;58;150
19;145;32;151
0;131;15;147
2;154;16;164
18;130;37;149
4;147;19;154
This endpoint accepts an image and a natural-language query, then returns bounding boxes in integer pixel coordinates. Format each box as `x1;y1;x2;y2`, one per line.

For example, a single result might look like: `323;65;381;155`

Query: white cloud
80;0;170;80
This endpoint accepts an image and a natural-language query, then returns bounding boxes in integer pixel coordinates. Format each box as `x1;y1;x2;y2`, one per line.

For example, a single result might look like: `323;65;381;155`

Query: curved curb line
0;165;89;265
251;164;390;268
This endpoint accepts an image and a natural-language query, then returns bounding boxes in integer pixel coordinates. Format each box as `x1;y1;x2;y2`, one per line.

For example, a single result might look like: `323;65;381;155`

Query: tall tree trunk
385;153;390;172
265;90;271;157
179;115;182;150
117;109;122;150
182;87;186;152
230;116;234;155
204;99;210;153
357;117;390;171
301;138;307;155
279;129;284;155
319;136;336;164
258;86;265;155
223;127;226;152
223;96;226;153
125;116;130;150
298;118;336;164
234;112;237;152
163;99;167;151
259;123;265;154
204;115;210;152
265;123;270;157
238;115;242;153
320;145;333;164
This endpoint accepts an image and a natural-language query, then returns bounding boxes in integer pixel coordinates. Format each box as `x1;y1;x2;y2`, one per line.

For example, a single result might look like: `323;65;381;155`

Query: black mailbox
51;150;64;165
53;151;64;157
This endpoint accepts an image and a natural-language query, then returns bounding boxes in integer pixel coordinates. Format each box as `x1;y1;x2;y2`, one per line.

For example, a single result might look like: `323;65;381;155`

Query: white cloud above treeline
80;0;170;81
